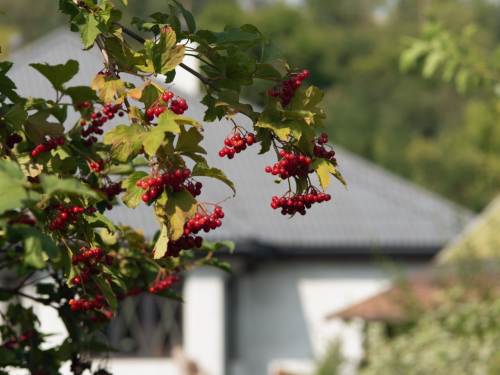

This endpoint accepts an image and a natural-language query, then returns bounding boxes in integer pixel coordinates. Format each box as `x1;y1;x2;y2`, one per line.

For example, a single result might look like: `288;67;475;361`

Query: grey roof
5;30;475;256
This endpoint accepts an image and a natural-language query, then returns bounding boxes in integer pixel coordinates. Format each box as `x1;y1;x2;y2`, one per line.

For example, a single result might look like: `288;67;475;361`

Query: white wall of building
226;257;426;375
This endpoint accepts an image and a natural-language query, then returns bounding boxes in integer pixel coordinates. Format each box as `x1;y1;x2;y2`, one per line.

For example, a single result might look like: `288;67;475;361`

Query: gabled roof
5;30;475;255
436;194;500;263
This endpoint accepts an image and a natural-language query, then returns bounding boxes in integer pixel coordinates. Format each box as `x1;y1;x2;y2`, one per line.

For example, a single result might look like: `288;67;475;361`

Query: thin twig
113;22;222;93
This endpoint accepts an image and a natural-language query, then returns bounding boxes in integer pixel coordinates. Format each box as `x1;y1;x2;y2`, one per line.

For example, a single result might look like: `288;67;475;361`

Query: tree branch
113;22;222;93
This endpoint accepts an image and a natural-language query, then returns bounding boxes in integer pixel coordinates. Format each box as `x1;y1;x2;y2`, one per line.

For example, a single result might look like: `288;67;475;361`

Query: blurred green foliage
3;0;500;211
359;290;500;375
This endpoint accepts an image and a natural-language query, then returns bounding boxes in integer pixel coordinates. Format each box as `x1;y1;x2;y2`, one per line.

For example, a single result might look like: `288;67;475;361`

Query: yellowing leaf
91;75;126;103
153;224;169;259
127;87;143;100
160;191;197;243
310;158;347;191
122;171;149;208
103;123;145;162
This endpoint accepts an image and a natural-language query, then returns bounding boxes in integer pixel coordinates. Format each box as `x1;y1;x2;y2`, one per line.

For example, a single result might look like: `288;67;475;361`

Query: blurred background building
2;0;500;374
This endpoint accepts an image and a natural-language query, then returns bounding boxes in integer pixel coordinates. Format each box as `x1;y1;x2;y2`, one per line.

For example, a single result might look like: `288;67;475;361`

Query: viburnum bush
0;0;346;373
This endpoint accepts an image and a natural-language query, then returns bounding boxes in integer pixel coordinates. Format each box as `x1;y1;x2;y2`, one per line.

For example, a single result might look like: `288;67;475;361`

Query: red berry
142;194;149;202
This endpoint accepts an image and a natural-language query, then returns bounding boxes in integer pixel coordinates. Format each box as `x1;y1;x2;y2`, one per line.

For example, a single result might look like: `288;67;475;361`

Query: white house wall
226;257;426;375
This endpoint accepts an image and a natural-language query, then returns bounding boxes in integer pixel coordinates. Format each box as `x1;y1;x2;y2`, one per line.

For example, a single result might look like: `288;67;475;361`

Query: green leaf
24;110;64;143
198;257;233;275
140;84;162;109
144;27;185;75
0;159;31;214
212;28;261;45
258;128;272;155
292;85;324;111
65;86;99;104
96;264;127;292
159;190;197;244
58;243;79;287
91;274;118;314
191;162;236;196
29;60;79;91
180;6;196;34
199;240;235;253
0;348;16;365
91;75;126;103
261;38;285;64
157;111;181;133
103;123;145;162
41;175;102;199
73;11;107;49
175;126;206;154
201;94;224;122
1;103;27;131
121;171;148;208
83;212;118;234
310;158;347;191
140;119;178;156
0;61;20;102
256;115;301;141
9;225;60;269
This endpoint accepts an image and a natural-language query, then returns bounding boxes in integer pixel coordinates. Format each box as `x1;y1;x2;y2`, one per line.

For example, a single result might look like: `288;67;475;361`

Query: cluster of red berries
163;207;225;258
81;103;123;147
117;287;142;301
137;168;201;203
95;181;123;203
47;204;92;232
71;247;113;267
145;91;188;121
30;136;65;158
265;150;312;179
69;295;104;311
1;330;37;350
90;310;114;323
219;132;255;159
149;275;180;294
9;215;36;226
89;159;105;173
271;190;332;216
6;133;23;149
313;133;337;165
268;69;309;107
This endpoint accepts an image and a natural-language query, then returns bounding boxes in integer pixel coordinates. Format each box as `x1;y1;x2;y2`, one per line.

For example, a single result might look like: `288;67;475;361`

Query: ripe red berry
72;277;81;285
142;194;149;202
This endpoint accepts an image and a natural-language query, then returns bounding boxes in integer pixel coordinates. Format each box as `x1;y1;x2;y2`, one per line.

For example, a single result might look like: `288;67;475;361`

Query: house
4;29;474;375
